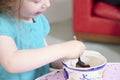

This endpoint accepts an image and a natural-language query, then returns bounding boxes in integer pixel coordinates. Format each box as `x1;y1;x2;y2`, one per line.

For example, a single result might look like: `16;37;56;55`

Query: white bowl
62;50;107;80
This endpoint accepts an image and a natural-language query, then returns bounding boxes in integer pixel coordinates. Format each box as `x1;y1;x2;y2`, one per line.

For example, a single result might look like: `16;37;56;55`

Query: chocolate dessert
76;58;90;68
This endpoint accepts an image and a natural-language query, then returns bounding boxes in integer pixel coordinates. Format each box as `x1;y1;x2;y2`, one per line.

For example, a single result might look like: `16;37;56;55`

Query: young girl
0;0;86;80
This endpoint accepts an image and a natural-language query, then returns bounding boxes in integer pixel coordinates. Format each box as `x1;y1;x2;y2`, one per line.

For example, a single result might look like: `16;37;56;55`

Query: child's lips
35;12;41;15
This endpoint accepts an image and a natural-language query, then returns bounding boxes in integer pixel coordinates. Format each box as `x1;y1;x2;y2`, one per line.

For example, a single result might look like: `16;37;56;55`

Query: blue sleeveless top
0;14;50;80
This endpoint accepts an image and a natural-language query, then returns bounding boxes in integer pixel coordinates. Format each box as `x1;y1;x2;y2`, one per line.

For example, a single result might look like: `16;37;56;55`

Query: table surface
36;63;120;80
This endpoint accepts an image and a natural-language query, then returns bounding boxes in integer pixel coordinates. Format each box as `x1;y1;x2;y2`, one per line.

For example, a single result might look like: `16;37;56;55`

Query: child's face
18;0;51;19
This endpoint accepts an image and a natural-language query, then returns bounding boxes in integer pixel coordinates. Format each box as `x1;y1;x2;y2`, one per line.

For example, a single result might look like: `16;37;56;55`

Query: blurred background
43;0;120;62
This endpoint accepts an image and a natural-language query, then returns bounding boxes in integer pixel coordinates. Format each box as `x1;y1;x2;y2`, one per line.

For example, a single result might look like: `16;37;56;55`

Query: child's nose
46;0;51;7
41;1;51;9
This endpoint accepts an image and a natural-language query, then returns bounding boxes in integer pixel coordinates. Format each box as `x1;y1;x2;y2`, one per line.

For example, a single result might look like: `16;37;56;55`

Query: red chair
73;0;120;43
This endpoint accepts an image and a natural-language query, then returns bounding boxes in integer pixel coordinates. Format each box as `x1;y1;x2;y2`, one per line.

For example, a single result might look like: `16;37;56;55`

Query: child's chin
32;14;40;18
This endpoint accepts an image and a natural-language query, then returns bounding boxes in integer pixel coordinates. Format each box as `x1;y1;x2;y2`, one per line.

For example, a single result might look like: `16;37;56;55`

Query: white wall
43;0;72;23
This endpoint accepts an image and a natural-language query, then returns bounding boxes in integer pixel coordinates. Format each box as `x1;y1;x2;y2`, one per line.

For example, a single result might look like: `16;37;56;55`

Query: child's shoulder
0;14;6;21
0;14;15;30
0;14;16;38
0;14;10;23
0;14;14;25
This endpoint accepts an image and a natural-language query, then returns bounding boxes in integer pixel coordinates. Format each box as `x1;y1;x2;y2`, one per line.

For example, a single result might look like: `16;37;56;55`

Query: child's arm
0;36;85;73
44;38;63;69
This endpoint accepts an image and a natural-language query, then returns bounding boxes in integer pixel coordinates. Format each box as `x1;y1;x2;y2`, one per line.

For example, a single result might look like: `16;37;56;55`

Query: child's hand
61;40;86;59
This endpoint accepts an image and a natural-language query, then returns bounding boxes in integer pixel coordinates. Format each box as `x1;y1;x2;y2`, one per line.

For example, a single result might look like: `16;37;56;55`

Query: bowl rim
62;62;107;72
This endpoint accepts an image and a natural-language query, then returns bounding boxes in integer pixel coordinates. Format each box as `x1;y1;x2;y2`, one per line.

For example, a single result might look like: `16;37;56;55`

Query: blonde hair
0;0;22;17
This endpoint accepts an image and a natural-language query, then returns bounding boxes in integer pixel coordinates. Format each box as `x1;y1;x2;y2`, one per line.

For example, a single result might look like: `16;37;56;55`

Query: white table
36;63;120;80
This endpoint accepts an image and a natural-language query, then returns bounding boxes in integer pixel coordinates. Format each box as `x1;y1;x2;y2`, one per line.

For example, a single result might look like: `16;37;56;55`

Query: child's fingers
73;35;77;40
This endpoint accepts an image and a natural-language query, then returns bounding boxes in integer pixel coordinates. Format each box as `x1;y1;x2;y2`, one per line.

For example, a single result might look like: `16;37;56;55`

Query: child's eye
34;1;39;3
34;0;41;3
